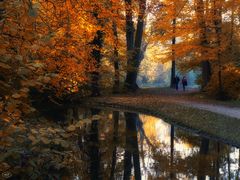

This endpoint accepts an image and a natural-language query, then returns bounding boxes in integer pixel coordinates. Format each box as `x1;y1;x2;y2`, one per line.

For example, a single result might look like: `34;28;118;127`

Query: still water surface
2;106;240;179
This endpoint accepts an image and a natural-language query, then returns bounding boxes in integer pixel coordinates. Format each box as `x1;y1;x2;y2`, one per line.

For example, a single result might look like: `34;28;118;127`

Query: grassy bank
83;96;240;148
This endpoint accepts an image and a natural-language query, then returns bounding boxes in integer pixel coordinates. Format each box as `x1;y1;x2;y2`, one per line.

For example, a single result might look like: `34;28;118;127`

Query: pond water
1;106;240;179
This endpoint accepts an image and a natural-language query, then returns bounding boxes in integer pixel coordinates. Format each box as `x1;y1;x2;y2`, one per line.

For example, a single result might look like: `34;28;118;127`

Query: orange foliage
206;65;240;99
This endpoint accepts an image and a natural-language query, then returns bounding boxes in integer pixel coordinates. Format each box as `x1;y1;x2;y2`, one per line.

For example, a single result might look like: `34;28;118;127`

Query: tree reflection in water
110;111;119;180
197;137;209;180
74;110;240;179
89;109;102;180
5;106;239;179
124;112;141;180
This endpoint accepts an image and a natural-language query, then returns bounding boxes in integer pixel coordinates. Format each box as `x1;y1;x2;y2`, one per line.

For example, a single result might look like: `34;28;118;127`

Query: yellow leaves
15;55;23;62
20;88;29;93
59;140;69;148
21;103;36;114
31;129;38;134
0;62;11;70
29;62;44;69
92;115;101;120
42;76;51;84
0;114;11;122
21;80;41;87
30;44;39;51
12;93;21;99
28;134;37;143
25;125;74;148
53;138;62;145
75;121;84;128
67;125;76;132
47;127;56;134
41;137;50;144
0;101;3;111
5;103;16;113
0;163;11;173
60;133;70;138
28;127;72;148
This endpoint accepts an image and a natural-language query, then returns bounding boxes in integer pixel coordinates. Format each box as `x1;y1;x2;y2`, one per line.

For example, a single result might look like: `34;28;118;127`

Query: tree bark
213;0;224;99
112;20;120;93
170;18;176;88
123;112;141;180
124;0;146;91
91;11;104;96
110;111;119;179
195;0;211;89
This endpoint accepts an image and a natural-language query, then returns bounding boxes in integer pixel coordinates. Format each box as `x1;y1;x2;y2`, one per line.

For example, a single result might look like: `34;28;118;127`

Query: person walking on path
182;76;188;91
175;75;180;91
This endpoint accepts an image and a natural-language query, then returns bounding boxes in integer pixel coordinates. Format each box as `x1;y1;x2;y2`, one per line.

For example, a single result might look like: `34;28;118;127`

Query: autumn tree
195;0;211;89
124;0;147;91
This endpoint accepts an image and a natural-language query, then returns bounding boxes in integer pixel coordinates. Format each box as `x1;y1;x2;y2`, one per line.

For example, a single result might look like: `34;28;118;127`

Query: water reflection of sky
139;114;240;179
140;114;199;158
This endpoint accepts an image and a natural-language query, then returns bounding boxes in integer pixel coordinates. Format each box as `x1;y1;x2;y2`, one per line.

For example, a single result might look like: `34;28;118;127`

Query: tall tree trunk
124;0;146;91
213;0;224;99
195;0;211;89
124;113;141;180
215;142;220;179
91;12;104;96
170;18;176;88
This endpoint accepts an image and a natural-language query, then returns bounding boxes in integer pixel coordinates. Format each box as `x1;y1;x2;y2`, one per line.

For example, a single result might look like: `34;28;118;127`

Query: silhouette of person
175;76;180;91
182;76;188;91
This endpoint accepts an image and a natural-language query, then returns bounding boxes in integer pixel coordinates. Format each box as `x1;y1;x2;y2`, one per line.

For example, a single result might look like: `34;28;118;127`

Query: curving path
94;87;240;119
178;101;240;119
133;87;240;119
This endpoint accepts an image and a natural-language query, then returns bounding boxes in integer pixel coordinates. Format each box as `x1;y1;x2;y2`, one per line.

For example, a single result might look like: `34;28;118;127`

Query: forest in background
0;0;240;120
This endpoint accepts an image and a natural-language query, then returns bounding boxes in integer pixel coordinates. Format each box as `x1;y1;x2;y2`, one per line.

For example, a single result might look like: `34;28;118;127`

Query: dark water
1;106;240;179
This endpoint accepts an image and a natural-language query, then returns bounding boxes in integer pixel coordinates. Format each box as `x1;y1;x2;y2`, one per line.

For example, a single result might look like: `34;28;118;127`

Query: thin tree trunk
112;20;120;93
170;18;176;88
227;148;231;180
110;111;119;180
216;142;220;179
170;125;175;179
230;0;235;52
197;138;209;180
237;149;240;179
170;2;177;88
